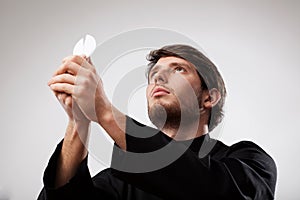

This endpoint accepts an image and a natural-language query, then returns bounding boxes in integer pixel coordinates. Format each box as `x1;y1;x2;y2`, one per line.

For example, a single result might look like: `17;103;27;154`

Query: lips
151;86;170;97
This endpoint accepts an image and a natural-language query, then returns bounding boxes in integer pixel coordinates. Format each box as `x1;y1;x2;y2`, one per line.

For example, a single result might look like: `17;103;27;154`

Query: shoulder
211;139;277;179
226;140;277;191
205;139;268;160
223;140;277;169
230;140;266;150
227;140;275;161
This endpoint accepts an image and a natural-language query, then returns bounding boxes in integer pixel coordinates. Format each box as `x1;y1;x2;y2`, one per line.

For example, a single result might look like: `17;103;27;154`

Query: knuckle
82;78;89;87
62;55;73;63
61;62;69;72
87;71;93;78
56;75;62;82
61;84;66;90
66;100;72;107
70;55;77;60
65;73;72;79
71;75;76;83
62;56;69;63
76;87;84;96
72;55;82;63
51;84;57;90
64;60;72;67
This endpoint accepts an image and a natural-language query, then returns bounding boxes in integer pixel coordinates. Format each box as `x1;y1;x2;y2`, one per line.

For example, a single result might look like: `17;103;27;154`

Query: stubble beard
148;97;200;131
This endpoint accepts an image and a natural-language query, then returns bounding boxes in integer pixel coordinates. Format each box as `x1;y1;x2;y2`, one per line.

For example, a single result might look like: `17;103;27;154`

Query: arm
37;137;118;200
37;80;95;199
37;97;94;199
52;91;91;188
55;119;89;188
38;56;120;199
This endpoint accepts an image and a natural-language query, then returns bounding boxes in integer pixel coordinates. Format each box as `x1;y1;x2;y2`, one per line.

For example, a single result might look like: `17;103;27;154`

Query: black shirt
37;116;277;199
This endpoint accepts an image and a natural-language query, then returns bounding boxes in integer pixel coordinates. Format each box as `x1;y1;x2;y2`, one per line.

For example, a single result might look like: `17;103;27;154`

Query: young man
38;44;277;199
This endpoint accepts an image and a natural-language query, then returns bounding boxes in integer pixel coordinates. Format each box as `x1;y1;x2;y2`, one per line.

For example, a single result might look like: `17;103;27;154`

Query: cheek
146;84;154;99
169;76;190;95
170;77;201;102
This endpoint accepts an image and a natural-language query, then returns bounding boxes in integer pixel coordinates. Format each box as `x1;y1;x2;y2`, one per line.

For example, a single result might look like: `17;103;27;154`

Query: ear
202;88;221;109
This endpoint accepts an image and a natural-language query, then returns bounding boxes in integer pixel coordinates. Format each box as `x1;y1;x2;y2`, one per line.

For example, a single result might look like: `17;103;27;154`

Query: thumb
82;55;93;65
86;56;93;65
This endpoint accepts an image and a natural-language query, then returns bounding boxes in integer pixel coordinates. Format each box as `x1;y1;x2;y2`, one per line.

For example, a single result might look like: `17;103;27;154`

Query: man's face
146;56;204;129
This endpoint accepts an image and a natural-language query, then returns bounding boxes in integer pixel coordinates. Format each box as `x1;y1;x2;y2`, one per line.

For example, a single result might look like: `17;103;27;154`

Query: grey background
1;0;299;199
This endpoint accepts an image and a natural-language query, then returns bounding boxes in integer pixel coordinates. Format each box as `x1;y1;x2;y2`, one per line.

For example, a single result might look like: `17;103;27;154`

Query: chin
148;100;201;130
148;101;181;129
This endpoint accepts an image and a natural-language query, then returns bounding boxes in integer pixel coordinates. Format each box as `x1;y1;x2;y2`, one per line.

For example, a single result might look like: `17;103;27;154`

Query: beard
148;97;200;130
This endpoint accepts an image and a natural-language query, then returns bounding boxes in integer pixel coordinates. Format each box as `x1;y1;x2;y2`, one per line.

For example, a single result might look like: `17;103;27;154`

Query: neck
161;119;209;141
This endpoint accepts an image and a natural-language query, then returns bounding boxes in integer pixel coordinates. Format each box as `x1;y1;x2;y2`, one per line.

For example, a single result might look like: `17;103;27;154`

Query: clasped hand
48;55;107;123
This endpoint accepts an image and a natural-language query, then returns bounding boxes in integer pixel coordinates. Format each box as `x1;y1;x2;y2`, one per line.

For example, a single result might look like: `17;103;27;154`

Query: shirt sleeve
37;140;118;200
111;116;277;200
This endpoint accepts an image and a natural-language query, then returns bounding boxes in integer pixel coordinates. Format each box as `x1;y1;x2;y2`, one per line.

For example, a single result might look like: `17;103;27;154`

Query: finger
86;57;93;65
59;93;68;104
62;55;95;73
53;91;68;100
80;57;95;71
56;92;63;100
48;73;76;86
54;60;81;76
62;55;84;63
53;90;59;98
64;95;72;109
62;55;86;68
50;83;74;95
79;55;93;65
65;95;72;107
56;93;65;107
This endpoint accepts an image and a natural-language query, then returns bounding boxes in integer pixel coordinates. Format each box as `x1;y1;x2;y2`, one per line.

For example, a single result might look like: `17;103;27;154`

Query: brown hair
146;44;226;131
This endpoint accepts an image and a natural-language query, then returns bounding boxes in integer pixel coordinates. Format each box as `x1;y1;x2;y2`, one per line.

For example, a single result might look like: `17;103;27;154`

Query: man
38;44;277;199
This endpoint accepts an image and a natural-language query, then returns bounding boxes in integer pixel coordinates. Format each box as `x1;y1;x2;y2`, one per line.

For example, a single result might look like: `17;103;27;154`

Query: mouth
151;86;170;97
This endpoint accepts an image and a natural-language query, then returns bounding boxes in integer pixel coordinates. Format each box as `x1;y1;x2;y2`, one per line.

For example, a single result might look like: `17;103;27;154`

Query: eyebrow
150;62;193;73
170;62;194;70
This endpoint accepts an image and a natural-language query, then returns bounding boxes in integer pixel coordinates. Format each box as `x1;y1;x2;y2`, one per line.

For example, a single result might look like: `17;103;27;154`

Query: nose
151;69;169;84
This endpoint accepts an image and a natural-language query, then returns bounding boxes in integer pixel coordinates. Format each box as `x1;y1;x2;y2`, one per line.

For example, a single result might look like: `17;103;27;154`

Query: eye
174;66;186;73
149;70;157;79
148;70;158;83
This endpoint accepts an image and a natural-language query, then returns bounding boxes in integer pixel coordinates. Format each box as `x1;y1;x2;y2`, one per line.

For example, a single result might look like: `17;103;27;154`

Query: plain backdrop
0;0;299;199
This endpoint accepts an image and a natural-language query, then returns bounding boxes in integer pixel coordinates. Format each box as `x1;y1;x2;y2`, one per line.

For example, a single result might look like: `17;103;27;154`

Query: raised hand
48;55;110;123
49;55;126;150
